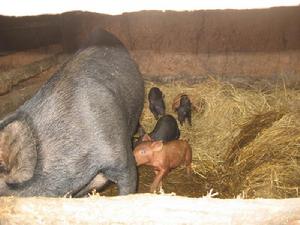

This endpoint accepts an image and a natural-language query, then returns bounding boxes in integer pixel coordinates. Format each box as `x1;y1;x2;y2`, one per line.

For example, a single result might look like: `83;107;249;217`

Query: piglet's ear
151;141;163;152
142;134;152;142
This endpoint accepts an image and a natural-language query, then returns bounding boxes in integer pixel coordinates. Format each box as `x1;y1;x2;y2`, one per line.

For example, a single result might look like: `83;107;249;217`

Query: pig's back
165;140;189;168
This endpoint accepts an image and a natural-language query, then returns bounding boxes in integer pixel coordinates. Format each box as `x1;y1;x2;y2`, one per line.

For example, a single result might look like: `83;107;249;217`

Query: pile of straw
139;78;300;198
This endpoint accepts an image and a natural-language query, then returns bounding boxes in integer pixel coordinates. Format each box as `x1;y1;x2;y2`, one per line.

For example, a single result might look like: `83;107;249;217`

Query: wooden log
0;54;65;95
0;194;300;225
0;66;58;118
0;54;70;119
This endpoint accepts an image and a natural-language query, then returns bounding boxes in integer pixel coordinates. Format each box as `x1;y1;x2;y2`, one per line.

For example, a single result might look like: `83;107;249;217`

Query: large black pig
0;28;144;197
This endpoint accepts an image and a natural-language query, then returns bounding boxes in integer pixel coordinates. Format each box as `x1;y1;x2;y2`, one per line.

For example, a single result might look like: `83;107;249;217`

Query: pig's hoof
158;186;165;194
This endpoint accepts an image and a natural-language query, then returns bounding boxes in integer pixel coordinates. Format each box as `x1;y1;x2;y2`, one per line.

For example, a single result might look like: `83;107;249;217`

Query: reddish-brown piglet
133;139;192;193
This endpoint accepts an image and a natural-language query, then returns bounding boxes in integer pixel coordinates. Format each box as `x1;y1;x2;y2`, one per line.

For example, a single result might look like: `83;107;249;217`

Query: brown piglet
133;139;192;193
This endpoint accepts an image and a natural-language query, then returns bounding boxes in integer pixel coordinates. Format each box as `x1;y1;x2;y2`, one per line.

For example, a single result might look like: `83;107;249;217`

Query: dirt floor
100;166;206;197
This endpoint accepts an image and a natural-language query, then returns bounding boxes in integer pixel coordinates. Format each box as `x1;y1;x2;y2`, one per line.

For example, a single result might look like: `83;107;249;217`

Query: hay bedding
118;79;300;199
0;60;299;199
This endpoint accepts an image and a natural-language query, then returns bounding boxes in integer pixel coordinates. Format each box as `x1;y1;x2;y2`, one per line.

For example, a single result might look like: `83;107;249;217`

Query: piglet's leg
150;169;167;193
186;165;192;176
185;147;193;176
154;170;163;191
187;112;192;126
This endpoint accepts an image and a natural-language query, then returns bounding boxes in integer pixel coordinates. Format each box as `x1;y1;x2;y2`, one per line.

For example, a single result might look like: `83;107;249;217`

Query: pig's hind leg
73;173;109;197
103;157;138;195
107;167;137;195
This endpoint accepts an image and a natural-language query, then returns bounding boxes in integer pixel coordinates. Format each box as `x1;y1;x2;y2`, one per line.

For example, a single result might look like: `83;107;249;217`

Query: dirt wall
0;14;61;52
0;7;300;83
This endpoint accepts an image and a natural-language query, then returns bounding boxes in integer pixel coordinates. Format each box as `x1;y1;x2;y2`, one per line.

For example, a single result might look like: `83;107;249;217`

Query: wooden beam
1;194;300;225
0;54;68;95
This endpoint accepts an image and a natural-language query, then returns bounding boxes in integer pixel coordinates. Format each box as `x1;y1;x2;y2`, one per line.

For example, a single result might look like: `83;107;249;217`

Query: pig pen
0;43;300;224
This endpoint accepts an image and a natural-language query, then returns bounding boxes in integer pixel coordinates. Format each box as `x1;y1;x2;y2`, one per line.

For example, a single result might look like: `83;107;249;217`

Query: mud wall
0;7;300;84
0;14;61;52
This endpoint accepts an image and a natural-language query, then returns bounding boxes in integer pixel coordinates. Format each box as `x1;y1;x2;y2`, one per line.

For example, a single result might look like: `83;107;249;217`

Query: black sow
0;28;144;197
